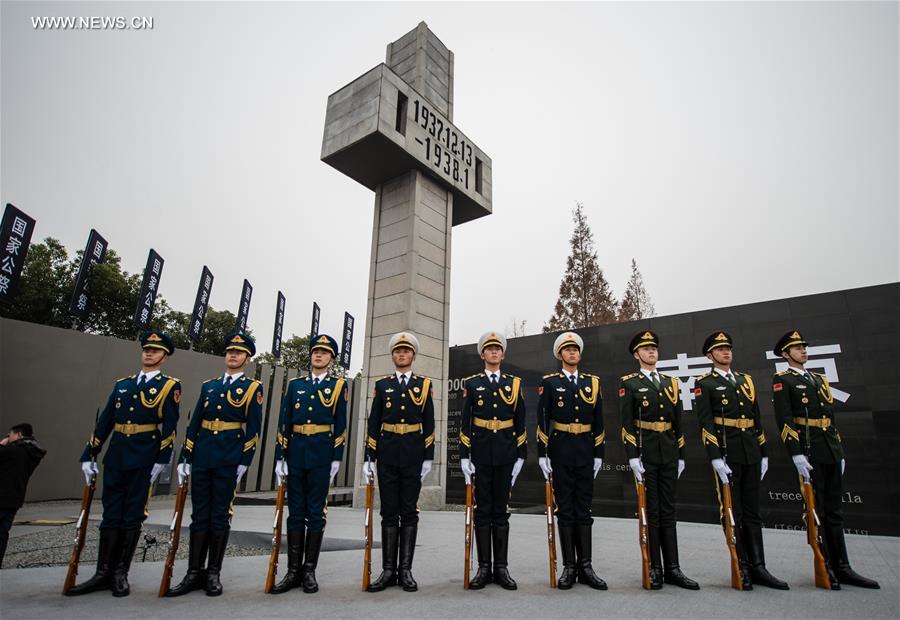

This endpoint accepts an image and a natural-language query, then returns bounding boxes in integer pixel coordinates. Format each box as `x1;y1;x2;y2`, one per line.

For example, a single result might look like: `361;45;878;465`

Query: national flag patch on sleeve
619;388;626;397
538;386;544;395
694;387;702;396
773;383;783;392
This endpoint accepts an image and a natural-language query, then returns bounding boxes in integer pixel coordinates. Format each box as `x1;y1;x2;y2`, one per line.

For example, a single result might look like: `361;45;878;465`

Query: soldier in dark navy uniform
167;332;263;597
619;330;698;590
772;329;879;589
363;332;435;593
537;331;607;590
67;330;181;597
459;331;526;590
269;334;348;594
694;331;788;590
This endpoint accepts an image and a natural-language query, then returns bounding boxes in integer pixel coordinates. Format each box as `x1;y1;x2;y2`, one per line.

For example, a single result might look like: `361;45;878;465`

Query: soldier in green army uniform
694;331;788;590
619;330;698;590
772;330;879;589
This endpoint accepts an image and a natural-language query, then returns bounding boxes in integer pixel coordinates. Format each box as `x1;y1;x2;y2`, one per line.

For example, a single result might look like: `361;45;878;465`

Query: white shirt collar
485;369;500;381
311;371;328;382
562;369;578;382
714;368;734;379
396;371;412;383
222;372;243;383
640;368;661;381
138;370;160;383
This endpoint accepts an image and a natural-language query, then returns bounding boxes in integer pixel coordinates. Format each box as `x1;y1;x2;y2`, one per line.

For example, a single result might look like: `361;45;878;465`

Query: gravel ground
2;524;270;570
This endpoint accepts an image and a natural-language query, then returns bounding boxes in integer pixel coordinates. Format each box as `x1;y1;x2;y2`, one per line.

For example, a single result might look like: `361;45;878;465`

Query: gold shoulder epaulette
165;375;181;383
775;370;791;377
696;371;712;381
543;372;559;379
202;378;216;385
463;373;480;381
621;372;639;381
116;374;135;382
811;371;825;377
581;372;594;378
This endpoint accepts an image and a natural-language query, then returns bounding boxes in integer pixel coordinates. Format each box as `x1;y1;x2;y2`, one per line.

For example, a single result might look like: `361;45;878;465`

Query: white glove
81;461;98;485
511;458;524;486
792;454;813;481
629;458;644;483
840;459;845;476
420;460;433;482
330;460;341;485
275;459;288;486
460;458;475;485
677;459;686;479
362;461;375;482
177;462;191;485
593;458;603;479
236;464;248;485
760;457;769;481
711;458;731;484
538;457;553;480
150;463;166;484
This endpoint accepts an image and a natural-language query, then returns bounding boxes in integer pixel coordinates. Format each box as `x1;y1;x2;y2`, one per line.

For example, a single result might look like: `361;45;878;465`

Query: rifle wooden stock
635;480;651;590
158;478;189;597
800;477;833;589
361;477;374;591
720;480;743;590
463;482;474;589
545;477;557;588
264;479;287;593
62;475;96;594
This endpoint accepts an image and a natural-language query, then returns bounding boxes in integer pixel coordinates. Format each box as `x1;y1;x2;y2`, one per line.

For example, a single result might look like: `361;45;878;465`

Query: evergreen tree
544;203;618;332
618;258;656;321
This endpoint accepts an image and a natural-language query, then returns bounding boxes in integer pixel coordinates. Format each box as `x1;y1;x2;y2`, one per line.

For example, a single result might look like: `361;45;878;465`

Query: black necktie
726;373;737;386
225;376;232;387
400;376;407;389
491;374;498;385
650;372;660;390
569;375;577;386
314;377;320;386
137;375;146;387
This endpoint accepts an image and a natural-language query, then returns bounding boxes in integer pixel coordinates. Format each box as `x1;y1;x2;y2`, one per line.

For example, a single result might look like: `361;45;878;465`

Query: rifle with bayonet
62;455;97;595
463;480;474;588
264;477;287;593
361;461;374;591
635;404;651;590
545;474;557;588
159;459;190;597
717;405;743;590
800;405;834;589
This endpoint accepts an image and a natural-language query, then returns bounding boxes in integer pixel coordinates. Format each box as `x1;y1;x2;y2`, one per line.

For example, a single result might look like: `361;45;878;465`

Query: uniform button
220;393;224;397
214;431;218;435
493;404;498;408
493;392;497;396
215;418;219;421
493;416;497;420
575;406;580;410
739;401;744;406
401;419;405;423
401;406;406;411
310;395;315;400
658;392;663;396
659;404;663;409
741;428;746;432
127;420;131;424
741;415;746;419
307;420;311;423
659;417;664;421
402;393;407;398
129;407;134;412
132;395;137;399
217;405;222;410
308;406;313;411
574;419;579;423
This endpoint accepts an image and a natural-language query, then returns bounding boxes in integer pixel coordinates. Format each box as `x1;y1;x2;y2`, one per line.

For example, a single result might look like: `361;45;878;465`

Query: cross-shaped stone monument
321;22;492;508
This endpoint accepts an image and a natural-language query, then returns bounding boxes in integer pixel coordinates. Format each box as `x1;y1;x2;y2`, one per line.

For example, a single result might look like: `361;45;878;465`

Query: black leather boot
828;526;880;589
65;528;119;596
574;524;607;590
491;524;517;590
648;525;663;590
397;525;418;592
744;525;788;590
270;528;304;594
367;526;398;592
111;528;141;597
733;528;752;591
468;526;492;590
661;527;699;590
301;529;324;593
166;529;209;597
556;526;577;590
204;529;229;596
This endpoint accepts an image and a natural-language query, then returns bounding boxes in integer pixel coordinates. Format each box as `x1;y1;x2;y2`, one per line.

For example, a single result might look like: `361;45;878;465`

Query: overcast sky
3;1;897;370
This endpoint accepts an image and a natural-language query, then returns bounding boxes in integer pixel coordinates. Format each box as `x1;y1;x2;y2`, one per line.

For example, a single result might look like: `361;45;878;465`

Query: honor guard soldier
536;332;607;590
619;330;698;590
459;331;527;590
167;332;263;597
694;331;788;590
772;330;879;589
362;332;435;593
67;330;181;597
269;334;348;594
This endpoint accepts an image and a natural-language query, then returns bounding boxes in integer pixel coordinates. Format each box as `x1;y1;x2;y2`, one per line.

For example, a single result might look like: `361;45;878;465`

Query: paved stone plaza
1;499;897;619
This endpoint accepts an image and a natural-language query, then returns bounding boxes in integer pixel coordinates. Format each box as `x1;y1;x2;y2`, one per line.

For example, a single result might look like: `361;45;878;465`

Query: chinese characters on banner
0;204;36;304
658;345;849;410
235;279;253;333
68;229;108;319
271;291;286;359
132;249;164;330
340;312;354;369
188;266;214;343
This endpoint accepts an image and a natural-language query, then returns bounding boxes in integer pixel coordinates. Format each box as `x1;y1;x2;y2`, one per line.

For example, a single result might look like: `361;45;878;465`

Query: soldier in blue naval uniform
619;330;698;590
269;334;348;594
772;330;879;590
459;331;527;590
537;332;607;590
167;332;263;597
694;331;788;590
363;332;435;593
67;330;181;597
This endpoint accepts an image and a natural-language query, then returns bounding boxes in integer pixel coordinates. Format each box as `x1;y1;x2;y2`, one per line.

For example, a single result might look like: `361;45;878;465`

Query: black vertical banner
68;229;108;319
188;266;214;343
272;291;286;359
310;302;320;339
340;312;354;369
133;249;165;330
0;203;36;305
235;279;253;332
